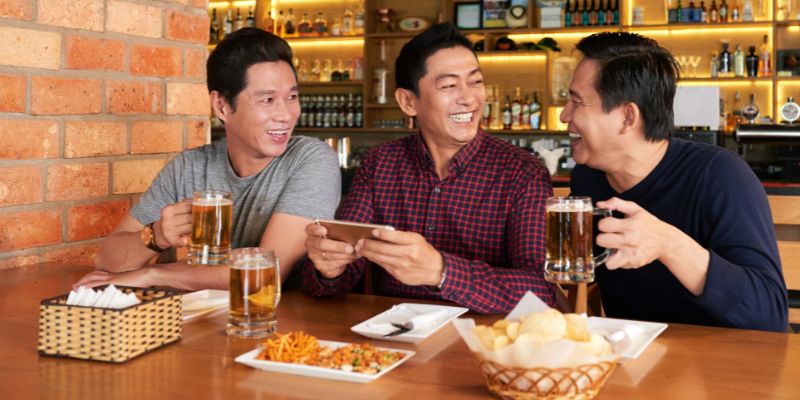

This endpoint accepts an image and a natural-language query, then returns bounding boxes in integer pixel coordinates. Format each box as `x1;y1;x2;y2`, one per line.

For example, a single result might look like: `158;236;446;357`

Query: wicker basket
38;286;182;363
477;358;617;400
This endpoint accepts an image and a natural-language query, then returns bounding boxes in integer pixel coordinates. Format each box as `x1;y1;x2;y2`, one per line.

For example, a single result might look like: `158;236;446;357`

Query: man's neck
605;139;670;193
226;139;274;178
421;136;463;180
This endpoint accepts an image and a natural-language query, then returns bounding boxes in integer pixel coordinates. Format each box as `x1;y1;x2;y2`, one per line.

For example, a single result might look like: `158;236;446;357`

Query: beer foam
193;197;233;206
547;201;593;212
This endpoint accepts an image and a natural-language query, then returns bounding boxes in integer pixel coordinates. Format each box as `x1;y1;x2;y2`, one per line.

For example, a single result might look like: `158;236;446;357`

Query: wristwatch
141;223;169;253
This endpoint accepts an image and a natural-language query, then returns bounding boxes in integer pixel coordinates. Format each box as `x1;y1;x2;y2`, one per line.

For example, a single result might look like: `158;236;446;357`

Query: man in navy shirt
564;32;787;332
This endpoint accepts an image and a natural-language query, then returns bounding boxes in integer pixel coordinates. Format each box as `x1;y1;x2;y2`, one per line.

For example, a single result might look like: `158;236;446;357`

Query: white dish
587;316;668;360
182;289;228;324
351;303;469;344
234;340;415;383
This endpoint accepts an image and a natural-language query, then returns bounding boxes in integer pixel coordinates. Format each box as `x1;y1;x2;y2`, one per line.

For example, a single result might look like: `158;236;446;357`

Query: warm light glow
507;31;603;42
678;80;772;87
286;38;364;48
626;0;633;26
630;25;772;36
478;54;547;62
209;0;256;8
274;0;350;4
789;26;800;33
548;106;567;131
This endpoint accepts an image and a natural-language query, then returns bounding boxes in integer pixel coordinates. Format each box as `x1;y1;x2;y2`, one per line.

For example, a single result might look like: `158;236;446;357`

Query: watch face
781;101;800;123
141;225;153;244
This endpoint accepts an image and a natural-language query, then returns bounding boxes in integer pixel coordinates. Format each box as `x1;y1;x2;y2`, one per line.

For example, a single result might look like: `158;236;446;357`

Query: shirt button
427;225;435;232
433;187;442;194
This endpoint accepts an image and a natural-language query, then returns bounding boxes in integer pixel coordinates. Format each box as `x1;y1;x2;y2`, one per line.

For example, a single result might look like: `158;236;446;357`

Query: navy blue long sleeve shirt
571;139;788;332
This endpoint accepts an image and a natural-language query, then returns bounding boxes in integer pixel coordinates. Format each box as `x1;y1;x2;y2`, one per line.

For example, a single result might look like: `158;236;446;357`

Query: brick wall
0;0;210;269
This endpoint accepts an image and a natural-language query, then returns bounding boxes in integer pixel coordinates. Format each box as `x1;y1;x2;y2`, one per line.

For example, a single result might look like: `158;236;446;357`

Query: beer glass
544;196;612;284
227;248;281;338
188;190;233;265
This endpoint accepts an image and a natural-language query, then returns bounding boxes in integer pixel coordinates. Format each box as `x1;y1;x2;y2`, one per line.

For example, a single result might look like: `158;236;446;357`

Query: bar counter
1;264;799;399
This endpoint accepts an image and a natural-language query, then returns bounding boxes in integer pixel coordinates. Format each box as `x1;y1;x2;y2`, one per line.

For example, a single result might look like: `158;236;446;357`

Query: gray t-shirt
130;136;341;248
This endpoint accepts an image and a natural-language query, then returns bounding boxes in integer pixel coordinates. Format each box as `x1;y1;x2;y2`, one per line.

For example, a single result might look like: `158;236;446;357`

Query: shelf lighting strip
209;1;256;8
286;38;364;48
478;54;547;62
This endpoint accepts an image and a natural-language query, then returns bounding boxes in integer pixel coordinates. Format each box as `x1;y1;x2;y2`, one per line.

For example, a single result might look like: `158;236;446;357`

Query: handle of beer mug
593;208;613;266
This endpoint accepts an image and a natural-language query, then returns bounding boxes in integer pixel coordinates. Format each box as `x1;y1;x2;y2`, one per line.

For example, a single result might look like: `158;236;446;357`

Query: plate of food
235;331;415;383
586;317;668;360
351;303;469;343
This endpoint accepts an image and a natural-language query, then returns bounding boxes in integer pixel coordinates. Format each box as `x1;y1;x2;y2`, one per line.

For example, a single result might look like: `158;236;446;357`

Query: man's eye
288;94;299;101
261;97;274;104
470;79;483;86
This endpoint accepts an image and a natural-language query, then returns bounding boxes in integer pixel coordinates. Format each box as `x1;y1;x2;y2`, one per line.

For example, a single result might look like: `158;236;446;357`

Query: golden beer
544;197;611;284
227;248;280;338
188;191;232;265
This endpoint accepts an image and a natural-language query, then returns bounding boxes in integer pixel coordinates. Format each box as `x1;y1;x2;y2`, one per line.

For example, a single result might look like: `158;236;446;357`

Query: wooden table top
1;263;799;399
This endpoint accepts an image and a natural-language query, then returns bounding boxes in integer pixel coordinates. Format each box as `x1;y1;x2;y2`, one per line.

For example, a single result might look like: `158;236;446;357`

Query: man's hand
356;229;444;287
153;199;192;249
73;268;155;289
595;197;674;270
305;223;358;279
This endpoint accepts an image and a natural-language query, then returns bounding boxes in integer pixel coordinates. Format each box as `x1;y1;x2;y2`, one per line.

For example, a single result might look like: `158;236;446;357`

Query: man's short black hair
576;32;679;142
207;28;296;111
395;22;476;97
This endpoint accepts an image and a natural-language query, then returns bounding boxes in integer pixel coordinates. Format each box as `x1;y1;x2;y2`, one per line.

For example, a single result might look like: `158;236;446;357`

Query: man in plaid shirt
301;23;558;312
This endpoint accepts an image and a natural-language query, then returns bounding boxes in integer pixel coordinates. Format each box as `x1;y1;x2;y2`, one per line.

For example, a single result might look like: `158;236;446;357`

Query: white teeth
569;132;581;139
267;130;288;136
449;112;472;123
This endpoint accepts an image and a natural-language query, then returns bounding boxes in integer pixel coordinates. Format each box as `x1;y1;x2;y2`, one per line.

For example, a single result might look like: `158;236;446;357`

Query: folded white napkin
601;324;646;355
364;305;450;335
65;285;141;309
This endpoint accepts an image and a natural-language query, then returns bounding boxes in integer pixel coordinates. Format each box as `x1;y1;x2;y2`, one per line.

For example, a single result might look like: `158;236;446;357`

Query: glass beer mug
544;196;612;284
188;190;233;265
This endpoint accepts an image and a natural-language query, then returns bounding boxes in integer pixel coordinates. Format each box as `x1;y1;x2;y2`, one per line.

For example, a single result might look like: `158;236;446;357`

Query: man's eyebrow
568;89;581;99
433;68;482;82
252;86;299;97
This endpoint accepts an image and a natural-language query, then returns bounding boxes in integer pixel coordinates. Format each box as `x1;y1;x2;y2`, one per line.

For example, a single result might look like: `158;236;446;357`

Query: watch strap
145;223;169;253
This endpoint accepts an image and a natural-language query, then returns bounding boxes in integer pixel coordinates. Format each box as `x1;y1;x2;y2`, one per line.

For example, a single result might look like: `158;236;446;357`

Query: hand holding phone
314;219;395;246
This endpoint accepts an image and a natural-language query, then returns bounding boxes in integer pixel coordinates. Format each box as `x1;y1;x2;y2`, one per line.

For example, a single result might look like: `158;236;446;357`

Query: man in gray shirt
74;28;340;291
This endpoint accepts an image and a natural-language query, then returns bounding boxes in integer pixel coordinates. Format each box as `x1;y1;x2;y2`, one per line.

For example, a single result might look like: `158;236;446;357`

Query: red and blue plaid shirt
302;130;558;312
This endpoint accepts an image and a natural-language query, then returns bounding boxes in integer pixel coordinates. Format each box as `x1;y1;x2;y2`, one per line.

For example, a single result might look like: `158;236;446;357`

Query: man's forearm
94;230;160;272
152;262;228;291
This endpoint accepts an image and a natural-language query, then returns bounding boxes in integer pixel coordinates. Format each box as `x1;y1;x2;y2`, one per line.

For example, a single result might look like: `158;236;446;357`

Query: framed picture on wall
454;2;482;30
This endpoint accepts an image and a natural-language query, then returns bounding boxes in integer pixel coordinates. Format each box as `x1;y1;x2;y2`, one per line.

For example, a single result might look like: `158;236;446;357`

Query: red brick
66;36;125;71
184;48;207;79
0;0;32;20
0;74;25;113
31;77;102;115
112;159;167;194
165;0;190;5
0;120;59;160
47;163;109;201
67;200;130;241
0;166;42;207
0;255;40;270
131;45;182;78
107;0;162;39
107;81;163;115
64;122;127;158
44;243;102;265
166;10;209;44
187;119;208;149
0;27;61;69
38;0;104;31
0;209;62;251
166;82;209;116
131;121;183;154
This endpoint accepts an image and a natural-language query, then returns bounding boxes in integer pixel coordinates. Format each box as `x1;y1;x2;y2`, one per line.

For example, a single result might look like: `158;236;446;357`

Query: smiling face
216;61;300;167
559;58;627;171
401;46;485;151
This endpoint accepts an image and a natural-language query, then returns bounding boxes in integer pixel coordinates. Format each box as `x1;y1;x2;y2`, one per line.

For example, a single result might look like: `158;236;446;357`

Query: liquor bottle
285;8;297;37
612;0;620;24
246;6;255;28
338;95;348;128
298;13;312;37
710;0;719;22
482;87;493;128
530;92;542;130
276;10;285;37
354;94;363;127
710;51;720;78
502;96;512;130
668;0;678;23
342;59;351;81
331;60;342;82
264;9;275;34
299;95;308;127
233;8;244;31
310;59;321;82
343;6;354;35
607;0;616;25
306;95;316;128
373;40;389;104
346;94;355;128
327;95;337;128
521;93;531;130
746;46;759;77
719;41;732;75
719;0;728;22
588;0;598;26
223;9;233;38
692;1;702;22
354;3;366;35
209;8;219;45
581;0;590;26
511;87;522;130
565;0;573;27
759;34;771;77
320;59;332;83
315;95;325;128
573;0;583;26
331;18;342;36
314;12;328;36
730;0;740;21
490;86;501;130
741;93;760;123
701;1;709;22
598;0;607;25
726;90;741;132
733;44;745;77
742;0;754;21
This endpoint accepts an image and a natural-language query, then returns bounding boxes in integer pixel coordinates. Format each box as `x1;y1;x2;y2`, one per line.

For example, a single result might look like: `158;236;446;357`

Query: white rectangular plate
234;340;415;383
351;303;469;344
587;317;668;360
182;289;228;324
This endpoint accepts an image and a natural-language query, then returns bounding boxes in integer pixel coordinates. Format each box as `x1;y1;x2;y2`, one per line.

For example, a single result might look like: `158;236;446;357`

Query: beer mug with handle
188;190;233;265
544;196;612;284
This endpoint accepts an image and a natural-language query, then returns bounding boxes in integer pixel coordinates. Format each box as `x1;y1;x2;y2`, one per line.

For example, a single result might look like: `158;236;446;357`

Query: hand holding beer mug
544;196;612;284
188;190;232;265
228;248;281;338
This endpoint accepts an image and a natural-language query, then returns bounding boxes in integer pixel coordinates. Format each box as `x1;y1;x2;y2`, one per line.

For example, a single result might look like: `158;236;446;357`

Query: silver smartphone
314;219;395;245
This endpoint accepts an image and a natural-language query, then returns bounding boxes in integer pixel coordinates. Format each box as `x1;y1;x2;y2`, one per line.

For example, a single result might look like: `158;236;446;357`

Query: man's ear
621;102;642;133
210;91;232;123
395;88;418;117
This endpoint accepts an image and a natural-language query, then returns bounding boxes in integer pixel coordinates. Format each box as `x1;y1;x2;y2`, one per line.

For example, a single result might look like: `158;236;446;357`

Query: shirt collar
412;129;486;176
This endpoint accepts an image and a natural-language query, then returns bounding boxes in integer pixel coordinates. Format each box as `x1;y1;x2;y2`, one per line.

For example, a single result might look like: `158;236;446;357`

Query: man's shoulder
283;135;336;159
169;139;226;167
481;134;549;175
671;138;745;172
